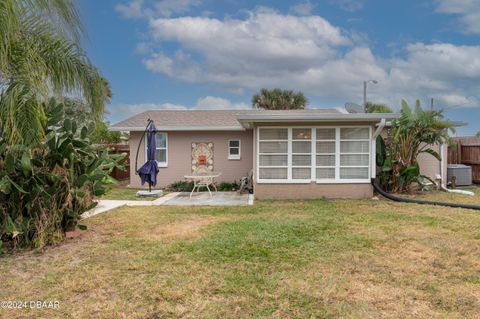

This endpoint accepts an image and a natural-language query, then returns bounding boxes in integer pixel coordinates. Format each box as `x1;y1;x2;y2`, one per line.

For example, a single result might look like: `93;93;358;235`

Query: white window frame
315;128;336;182
228;139;241;160
145;132;168;167
338;128;370;182
256;126;371;184
291;128;313;183
257;127;290;182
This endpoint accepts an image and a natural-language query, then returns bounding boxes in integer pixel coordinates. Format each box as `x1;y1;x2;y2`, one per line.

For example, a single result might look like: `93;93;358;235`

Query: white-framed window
258;128;288;181
339;128;370;180
292;128;312;180
145;132;168;167
257;126;371;183
316;128;336;181
228;139;241;160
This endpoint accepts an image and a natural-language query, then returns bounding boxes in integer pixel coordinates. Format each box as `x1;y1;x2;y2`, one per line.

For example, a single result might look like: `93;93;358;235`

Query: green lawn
98;184;158;201
1;197;480;318
399;186;480;206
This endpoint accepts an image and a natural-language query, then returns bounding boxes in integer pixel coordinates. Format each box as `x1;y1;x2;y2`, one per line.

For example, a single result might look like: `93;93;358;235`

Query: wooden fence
448;137;480;184
104;144;130;181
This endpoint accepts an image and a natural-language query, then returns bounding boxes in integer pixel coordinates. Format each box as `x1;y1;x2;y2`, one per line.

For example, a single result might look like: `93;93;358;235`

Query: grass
399;186;480;206
98;183;158;201
2;197;480;318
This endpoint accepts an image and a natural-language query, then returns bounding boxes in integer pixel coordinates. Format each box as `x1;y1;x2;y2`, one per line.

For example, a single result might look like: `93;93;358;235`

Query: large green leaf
400;164;419;176
421;148;441;161
21;152;32;177
0;177;12;194
80;126;88;139
376;135;386;167
75;174;89;188
5;176;27;193
5;153;15;173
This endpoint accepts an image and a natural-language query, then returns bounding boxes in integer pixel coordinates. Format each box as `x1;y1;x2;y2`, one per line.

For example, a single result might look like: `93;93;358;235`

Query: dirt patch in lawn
144;215;239;241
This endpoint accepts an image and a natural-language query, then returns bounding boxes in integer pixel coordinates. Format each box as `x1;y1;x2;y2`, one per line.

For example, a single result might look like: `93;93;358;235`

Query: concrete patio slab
161;191;250;206
81;191;252;219
152;192;181;205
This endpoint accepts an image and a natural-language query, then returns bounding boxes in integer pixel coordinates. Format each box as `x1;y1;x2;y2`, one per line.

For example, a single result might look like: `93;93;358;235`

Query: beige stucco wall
254;183;373;199
129;130;253;188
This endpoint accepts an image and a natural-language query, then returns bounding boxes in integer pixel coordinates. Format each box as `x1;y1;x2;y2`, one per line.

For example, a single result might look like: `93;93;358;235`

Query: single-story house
110;109;447;199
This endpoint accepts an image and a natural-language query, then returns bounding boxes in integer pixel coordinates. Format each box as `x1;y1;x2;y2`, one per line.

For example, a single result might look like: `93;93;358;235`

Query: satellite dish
345;102;364;113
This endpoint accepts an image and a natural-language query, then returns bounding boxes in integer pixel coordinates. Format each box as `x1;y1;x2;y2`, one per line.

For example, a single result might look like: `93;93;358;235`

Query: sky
79;0;480;135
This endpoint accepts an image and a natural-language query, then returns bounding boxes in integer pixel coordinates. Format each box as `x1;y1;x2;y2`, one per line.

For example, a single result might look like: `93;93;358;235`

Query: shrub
166;181;239;192
0;100;124;251
166;181;195;192
217;182;239;191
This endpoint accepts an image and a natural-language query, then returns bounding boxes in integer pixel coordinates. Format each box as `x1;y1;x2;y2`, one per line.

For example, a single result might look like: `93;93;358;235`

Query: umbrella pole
134;119;153;174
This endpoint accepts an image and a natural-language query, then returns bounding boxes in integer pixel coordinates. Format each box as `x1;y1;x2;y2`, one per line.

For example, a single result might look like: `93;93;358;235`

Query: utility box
447;164;472;186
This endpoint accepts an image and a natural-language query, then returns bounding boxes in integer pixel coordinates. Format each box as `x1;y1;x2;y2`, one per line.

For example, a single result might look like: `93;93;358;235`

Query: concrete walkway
164;192;252;206
82;192;253;219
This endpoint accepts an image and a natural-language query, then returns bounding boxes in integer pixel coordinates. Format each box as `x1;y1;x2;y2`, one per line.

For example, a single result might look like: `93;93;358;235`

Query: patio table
184;171;222;198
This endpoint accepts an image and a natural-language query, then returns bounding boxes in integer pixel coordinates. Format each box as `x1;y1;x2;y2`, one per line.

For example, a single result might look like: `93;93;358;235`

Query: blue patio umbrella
136;120;159;192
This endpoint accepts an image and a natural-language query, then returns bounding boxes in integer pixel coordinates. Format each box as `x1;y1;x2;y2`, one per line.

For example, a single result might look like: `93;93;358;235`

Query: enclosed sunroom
236;111;399;199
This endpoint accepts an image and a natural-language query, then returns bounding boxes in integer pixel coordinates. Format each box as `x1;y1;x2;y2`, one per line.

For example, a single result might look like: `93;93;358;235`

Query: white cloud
194;96;249;109
115;0;144;19
130;8;480;111
144;9;351;88
330;0;364;12
141;10;380;99
435;0;480;34
115;0;201;19
143;50;201;81
290;1;315;16
434;94;479;108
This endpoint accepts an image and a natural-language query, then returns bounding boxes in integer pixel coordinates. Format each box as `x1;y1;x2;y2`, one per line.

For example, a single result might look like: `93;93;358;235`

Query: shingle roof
110;108;343;131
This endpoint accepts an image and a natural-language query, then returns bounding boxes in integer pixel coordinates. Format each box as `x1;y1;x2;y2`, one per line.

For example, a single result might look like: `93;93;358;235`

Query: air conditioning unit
447;164;472;186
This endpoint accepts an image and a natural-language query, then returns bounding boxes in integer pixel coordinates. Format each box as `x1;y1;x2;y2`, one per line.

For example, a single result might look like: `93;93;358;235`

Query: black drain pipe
371;178;480;211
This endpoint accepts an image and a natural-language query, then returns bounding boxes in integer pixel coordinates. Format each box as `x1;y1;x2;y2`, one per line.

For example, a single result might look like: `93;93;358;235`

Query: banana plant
376;100;454;193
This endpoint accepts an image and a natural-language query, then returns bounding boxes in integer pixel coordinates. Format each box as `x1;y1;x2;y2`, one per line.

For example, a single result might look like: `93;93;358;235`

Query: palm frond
0;0;108;146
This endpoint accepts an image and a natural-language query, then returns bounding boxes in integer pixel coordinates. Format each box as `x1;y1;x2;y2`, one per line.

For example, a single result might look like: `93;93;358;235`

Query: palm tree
0;0;110;145
252;88;308;110
365;102;392;113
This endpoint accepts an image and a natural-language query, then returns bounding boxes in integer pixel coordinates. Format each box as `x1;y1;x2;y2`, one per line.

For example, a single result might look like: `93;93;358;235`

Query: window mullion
311;128;316;181
335;128;340;180
287;128;292;180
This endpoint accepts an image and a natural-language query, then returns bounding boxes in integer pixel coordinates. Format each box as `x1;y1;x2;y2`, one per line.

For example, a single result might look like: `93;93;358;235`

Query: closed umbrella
136;121;159;192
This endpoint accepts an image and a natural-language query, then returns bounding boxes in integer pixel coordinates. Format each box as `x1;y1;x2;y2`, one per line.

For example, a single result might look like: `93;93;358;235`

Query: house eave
109;125;247;132
236;113;400;128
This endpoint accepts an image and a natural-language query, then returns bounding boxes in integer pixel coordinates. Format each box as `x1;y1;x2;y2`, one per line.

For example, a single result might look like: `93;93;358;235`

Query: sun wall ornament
191;142;214;172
